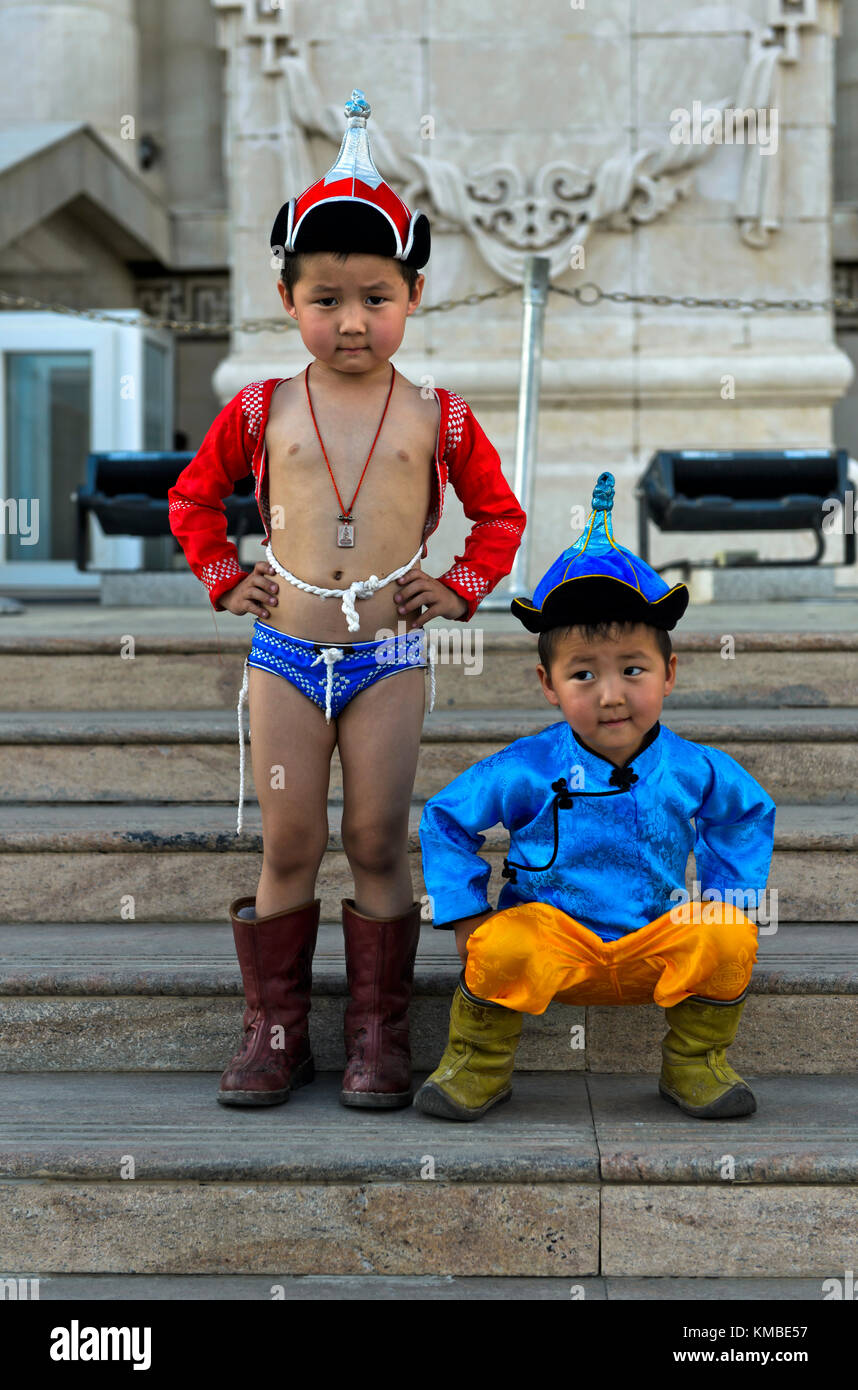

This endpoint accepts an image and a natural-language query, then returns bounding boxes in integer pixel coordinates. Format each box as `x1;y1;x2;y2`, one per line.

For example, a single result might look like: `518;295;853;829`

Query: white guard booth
0;308;173;597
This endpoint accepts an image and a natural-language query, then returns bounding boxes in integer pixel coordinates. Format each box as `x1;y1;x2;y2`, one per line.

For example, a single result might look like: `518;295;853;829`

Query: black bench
73;452;263;572
637;449;855;571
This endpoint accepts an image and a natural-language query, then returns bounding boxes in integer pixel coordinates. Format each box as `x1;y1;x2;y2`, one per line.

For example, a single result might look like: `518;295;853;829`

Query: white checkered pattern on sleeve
201;554;245;597
444;563;490;599
471;517;524;538
240;380;266;439
444;393;468;459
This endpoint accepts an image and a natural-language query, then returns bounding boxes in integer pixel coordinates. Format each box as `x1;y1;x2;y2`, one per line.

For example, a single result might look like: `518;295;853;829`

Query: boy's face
277;252;424;379
537;622;677;766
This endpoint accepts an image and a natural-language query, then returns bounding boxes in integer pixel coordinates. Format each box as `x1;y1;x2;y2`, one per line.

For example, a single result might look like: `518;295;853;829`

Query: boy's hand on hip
220;560;279;618
393;568;469;626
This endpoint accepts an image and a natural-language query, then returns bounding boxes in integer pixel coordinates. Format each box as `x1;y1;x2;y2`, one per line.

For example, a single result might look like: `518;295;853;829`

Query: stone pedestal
100;572;206;607
686;565;837;604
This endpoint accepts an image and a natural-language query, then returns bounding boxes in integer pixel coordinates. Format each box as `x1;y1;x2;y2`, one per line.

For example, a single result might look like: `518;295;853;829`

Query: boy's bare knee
262;827;327;880
341;819;403;878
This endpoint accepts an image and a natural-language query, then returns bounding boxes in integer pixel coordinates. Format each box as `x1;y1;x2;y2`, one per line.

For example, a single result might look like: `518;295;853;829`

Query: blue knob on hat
591;472;614;511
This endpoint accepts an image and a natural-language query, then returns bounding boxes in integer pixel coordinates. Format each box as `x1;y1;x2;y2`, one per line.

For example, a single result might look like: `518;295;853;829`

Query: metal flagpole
479;253;550;608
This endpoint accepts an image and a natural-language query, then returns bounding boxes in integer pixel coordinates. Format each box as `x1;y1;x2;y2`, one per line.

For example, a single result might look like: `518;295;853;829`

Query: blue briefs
235;622;436;834
246;620;430;719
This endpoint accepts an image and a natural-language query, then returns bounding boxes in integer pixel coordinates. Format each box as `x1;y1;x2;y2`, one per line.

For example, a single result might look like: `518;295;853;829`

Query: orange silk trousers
462;900;758;1014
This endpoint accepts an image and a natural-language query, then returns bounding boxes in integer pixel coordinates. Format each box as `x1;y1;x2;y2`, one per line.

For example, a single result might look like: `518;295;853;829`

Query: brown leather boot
340;897;422;1109
217;895;320;1107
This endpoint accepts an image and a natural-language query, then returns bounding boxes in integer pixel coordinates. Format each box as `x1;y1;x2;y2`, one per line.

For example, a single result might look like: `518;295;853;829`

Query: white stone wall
0;0;230;445
834;0;858;203
0;0;139;166
209;0;854;589
3;1;850;583
137;0;228;268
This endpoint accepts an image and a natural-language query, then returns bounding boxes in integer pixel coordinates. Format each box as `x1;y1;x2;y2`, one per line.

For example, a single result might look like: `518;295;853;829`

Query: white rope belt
263;542;424;634
235;632;437;836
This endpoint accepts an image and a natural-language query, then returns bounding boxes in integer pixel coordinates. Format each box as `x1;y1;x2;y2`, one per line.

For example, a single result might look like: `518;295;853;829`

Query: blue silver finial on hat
510;471;689;632
325;88;383;189
344;89;371;121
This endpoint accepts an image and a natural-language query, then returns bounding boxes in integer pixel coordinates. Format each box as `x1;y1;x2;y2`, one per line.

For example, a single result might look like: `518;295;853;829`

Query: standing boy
168;91;525;1111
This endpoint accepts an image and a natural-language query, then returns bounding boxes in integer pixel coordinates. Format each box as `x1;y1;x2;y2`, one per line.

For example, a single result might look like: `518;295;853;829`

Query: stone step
1;631;856;712
0;801;851;923
1;1071;856;1277
1;707;856;804
0;923;855;1075
7;1273;831;1300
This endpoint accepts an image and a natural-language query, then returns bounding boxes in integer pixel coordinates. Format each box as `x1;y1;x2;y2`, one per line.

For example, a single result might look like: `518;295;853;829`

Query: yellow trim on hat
528;572;687;613
559;509;644;595
605;511;644;591
561;511;596;576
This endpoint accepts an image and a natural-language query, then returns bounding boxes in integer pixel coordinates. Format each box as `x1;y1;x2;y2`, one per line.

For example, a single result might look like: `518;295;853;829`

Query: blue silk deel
419;720;777;942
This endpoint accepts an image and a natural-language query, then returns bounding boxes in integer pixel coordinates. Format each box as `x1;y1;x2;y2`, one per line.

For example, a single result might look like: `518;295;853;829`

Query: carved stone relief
212;0;822;284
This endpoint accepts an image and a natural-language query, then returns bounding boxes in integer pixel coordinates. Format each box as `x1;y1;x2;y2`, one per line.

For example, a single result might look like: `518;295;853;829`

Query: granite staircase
0;620;857;1299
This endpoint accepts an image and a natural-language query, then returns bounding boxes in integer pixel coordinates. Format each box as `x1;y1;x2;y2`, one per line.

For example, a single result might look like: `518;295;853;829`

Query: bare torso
261;367;439;643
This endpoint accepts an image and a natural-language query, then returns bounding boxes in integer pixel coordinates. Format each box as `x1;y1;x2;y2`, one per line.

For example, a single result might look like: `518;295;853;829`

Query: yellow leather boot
413;972;523;1121
659;990;756;1119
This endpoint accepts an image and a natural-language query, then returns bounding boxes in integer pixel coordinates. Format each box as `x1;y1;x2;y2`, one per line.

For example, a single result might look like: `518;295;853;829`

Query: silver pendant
337;517;355;547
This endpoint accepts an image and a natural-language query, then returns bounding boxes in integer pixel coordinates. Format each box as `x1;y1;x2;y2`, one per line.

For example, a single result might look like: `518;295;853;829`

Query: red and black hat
270;89;430;269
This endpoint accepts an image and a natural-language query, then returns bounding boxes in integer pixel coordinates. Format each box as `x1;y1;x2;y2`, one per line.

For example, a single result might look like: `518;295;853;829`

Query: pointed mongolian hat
270;89;430;268
511;472;689;633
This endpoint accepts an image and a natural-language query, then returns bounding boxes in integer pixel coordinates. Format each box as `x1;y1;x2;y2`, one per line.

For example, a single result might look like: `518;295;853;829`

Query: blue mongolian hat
511;472;689;633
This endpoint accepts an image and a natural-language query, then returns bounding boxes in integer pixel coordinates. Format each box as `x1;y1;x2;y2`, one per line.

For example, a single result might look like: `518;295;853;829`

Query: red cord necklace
305;361;396;547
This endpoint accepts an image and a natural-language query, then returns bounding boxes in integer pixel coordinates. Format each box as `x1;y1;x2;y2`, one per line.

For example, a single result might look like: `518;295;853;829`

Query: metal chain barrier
549;283;858;314
0;284;518;333
1;281;856;333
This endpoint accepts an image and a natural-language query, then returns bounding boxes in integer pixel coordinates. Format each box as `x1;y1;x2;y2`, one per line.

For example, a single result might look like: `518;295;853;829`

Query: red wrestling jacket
167;376;526;620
